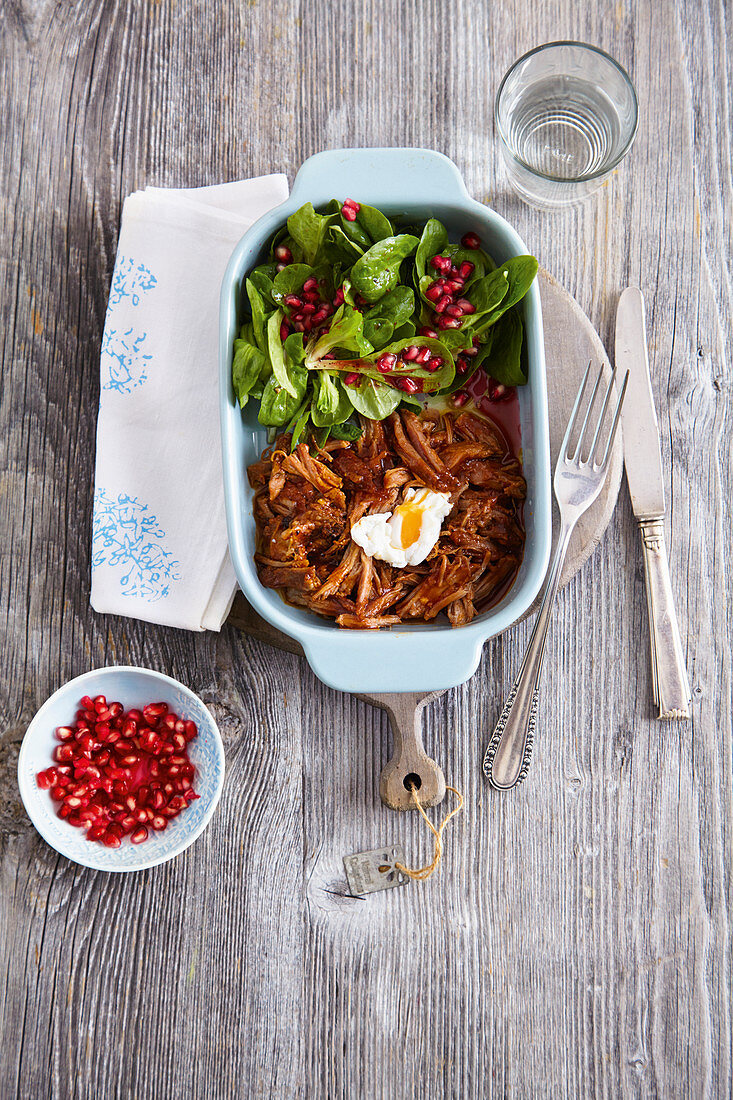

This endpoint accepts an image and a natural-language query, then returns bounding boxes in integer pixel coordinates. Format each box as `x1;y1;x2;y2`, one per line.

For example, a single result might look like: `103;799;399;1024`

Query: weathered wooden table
1;2;730;1097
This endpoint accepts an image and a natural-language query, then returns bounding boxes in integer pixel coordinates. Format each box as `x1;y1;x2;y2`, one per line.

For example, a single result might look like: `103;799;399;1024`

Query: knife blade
615;287;690;720
616;287;665;518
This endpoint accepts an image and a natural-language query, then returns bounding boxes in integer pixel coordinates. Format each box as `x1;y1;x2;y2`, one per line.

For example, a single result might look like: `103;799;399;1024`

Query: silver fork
483;362;629;790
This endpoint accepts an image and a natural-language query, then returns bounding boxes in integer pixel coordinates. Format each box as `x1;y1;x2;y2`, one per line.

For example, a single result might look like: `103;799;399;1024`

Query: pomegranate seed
396;377;420;393
152;790;166;811
402;346;419;362
183;721;198;741
414;347;432;365
50;785;66;802
418;327;438;338
425;357;443;372
343;197;361;211
463;344;479;357
333;288;345;307
87;823;106;841
343;372;360;385
56;726;75;741
425;282;443;302
456;299;475;314
55;744;74;762
93;695;107;708
143;703;167;723
447;278;464;293
451;391;470;406
458;261;475;279
37;770;53;789
172;733;186;751
121;718;136;738
303;277;319;292
446;304;464;318
108;702;123;718
429;255;450;272
457;356;471;374
284;294;303;310
439;316;462;329
434;296;452;315
376;353;397;373
300;302;315;316
131;827;148;844
136;809;148;823
103;830;122;848
461;232;481;250
81;695;94;709
120;815;136;832
341;204;357;221
488;379;514;402
57;804;73;819
274;244;292;263
95;749;110;765
151;816;166;831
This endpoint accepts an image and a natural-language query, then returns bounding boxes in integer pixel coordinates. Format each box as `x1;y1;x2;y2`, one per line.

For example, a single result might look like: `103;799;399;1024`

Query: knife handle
639;518;691;719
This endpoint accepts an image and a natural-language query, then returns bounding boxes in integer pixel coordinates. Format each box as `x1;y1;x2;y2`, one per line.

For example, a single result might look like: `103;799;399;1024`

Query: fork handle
483;524;574;788
639;518;691;719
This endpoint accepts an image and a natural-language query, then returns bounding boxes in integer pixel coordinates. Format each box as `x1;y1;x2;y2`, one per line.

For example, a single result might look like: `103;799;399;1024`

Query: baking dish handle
289;147;470;209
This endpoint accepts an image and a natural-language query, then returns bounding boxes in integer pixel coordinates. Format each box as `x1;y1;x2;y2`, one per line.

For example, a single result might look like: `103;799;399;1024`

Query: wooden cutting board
228;270;623;810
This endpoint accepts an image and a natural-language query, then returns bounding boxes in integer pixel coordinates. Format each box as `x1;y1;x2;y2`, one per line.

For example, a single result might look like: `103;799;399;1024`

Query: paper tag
343;845;409;896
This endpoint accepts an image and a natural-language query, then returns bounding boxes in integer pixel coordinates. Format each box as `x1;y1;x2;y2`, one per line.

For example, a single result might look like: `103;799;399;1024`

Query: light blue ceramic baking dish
220;148;551;693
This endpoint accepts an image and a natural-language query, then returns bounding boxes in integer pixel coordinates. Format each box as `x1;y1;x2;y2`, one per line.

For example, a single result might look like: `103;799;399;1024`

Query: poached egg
350;487;453;568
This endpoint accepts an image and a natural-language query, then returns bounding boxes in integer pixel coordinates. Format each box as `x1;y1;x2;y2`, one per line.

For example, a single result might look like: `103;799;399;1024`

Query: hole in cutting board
403;772;422;791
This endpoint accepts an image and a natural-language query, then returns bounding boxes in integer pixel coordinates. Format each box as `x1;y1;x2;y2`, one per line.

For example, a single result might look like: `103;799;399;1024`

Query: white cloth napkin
91;174;289;630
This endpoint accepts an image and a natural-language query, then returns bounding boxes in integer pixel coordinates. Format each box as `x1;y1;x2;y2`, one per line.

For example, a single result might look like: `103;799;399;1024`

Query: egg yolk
396;490;431;549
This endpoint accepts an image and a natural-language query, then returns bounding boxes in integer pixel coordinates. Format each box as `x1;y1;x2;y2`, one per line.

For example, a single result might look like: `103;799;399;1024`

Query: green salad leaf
287;203;331;265
350;234;420;302
343;376;402;419
232;338;267;408
415;218;449;279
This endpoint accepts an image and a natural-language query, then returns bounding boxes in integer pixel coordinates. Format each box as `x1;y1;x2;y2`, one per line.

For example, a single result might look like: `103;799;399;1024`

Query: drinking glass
495;42;638;208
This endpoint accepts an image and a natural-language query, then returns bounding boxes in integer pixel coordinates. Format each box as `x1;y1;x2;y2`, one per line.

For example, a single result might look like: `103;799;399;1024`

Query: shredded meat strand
248;409;526;629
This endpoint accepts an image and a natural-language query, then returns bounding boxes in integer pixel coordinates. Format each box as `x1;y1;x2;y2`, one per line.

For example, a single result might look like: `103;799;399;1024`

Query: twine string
394;784;464;881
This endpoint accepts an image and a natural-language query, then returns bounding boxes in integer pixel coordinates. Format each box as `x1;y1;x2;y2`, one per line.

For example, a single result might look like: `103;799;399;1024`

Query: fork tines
562;361;629;469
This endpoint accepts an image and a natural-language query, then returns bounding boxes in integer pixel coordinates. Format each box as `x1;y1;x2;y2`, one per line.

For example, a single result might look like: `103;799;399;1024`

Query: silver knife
616;287;691;719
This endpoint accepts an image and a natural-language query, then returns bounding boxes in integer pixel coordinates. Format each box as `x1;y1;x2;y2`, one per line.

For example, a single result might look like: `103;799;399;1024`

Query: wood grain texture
0;1;730;1098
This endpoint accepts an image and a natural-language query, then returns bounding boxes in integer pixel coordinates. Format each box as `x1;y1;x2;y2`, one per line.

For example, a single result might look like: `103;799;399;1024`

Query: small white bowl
17;666;225;872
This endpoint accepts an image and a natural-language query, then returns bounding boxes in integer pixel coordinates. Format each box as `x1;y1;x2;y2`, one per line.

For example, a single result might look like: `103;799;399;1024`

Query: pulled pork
247;408;526;629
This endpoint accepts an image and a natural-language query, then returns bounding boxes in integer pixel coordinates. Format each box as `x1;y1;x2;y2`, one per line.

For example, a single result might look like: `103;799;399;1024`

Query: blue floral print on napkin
102;257;157;394
101;327;152;393
109;258;157;307
93;489;181;601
